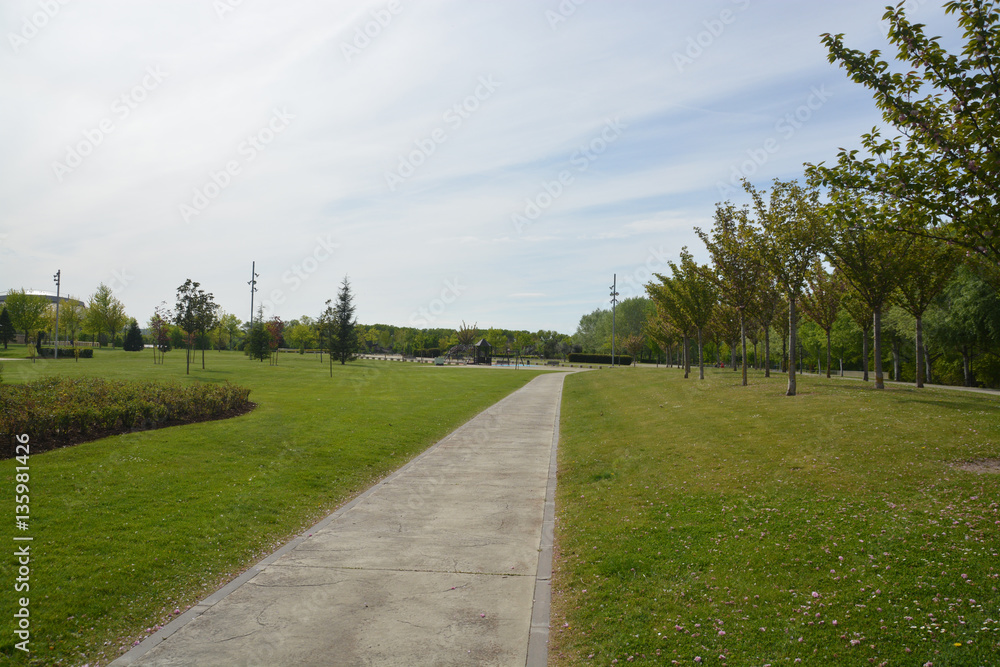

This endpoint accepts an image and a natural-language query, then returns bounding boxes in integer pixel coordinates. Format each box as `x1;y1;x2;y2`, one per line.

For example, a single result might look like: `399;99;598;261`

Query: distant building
0;289;85;308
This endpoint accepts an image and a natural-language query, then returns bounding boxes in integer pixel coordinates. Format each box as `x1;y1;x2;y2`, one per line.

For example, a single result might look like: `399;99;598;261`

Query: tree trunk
873;310;884;390
892;337;901;383
740;311;747;386
825;329;832;378
683;335;689;378
186;346;190;375
923;341;933;384
861;329;869;382
962;346;974;387
787;298;797;396
764;327;771;378
915;315;924;388
698;328;705;380
202;345;206;370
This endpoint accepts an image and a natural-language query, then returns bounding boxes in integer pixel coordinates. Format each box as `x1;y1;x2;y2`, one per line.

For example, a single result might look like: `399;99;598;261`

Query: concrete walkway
112;371;570;667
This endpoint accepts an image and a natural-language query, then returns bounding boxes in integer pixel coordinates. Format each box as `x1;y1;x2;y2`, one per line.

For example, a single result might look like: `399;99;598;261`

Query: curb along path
112;371;570;667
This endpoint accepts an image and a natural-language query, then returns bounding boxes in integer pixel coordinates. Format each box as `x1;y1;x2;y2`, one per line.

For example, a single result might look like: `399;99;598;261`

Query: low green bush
39;347;94;359
1;377;252;456
567;352;633;365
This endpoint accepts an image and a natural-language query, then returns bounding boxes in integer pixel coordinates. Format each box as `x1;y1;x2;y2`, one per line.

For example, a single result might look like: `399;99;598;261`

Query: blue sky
0;0;960;334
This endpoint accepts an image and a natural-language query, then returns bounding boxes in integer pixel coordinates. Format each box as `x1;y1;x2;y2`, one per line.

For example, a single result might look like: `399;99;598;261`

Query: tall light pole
610;274;619;367
248;262;259;327
53;269;61;360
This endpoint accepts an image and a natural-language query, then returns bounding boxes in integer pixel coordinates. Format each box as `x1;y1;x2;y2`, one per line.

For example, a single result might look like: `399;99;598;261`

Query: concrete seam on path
110;375;555;667
525;372;566;667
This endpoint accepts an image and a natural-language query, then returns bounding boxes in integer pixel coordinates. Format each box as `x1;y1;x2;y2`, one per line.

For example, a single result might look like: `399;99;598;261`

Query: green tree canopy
808;1;1000;270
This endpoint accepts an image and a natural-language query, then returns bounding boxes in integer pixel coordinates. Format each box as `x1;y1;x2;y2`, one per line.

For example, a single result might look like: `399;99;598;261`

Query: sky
0;0;963;335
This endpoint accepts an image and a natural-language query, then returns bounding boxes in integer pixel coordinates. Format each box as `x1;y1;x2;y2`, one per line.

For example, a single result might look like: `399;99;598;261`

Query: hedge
1;377;253;457
414;348;441;358
38;347;94;359
567;353;633;365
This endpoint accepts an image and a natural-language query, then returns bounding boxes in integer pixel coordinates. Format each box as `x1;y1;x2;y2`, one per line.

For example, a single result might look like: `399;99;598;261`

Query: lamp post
609;274;619;366
53;269;61;360
248;261;259;326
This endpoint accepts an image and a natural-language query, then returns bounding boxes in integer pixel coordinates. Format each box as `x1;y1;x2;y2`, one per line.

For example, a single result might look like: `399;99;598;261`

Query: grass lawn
0;348;545;666
551;367;1000;666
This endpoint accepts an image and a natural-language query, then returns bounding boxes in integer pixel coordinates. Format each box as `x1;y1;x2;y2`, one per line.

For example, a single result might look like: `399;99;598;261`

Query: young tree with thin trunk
85;284;128;348
748;179;825;396
893;235;960;387
652;248;718;380
800;262;843;378
5;289;50;346
821;191;913;389
646;276;696;378
842;290;874;381
697;202;763;386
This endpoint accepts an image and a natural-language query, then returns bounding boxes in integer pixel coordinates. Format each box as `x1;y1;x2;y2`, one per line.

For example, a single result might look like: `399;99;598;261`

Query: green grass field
0;348;544;666
551;368;1000;666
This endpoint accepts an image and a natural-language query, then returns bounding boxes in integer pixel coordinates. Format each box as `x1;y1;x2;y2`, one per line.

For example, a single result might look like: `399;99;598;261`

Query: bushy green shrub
39;347;94;359
1;377;253;457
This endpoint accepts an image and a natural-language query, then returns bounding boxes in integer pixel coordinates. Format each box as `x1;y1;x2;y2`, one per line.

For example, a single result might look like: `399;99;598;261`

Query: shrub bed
1;377;253;457
567;352;633;365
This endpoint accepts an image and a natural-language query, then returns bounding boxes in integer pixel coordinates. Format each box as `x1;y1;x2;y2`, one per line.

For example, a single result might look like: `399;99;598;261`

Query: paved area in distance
112;371;569;667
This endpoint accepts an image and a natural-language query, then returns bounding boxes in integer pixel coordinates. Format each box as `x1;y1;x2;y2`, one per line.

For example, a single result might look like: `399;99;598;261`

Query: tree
148;304;171;364
326;276;359;367
57;298;84;346
0;307;15;350
456;321;479;346
749;179;825;396
925;266;1000;386
809;1;1000;270
4;289;49;345
174;279;218;373
821;191;914;389
621;334;645;366
215;312;242;351
84;284;128;348
696;202;763;385
842;290;874;381
266;316;284;365
287;322;317;353
894;236;961;387
246;307;271;363
647;275;696;378
123;318;144;352
800;262;843;379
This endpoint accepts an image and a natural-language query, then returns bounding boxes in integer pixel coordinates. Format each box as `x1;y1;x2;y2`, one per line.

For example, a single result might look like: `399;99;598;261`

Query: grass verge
551;368;1000;666
0;349;544;665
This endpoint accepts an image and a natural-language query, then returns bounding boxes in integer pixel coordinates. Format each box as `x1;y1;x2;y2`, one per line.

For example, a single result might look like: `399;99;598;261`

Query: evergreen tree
0;307;14;350
245;307;271;362
327;276;359;366
123;318;145;352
